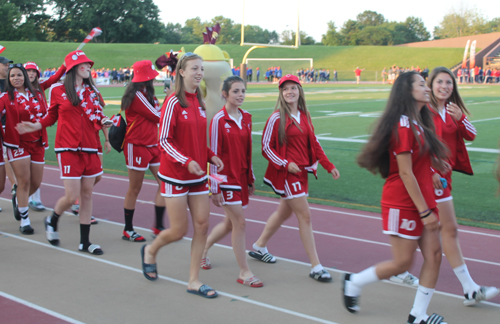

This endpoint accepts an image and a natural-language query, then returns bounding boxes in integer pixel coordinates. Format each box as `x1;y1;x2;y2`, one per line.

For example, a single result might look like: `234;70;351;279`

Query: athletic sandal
79;243;104;255
140;244;157;281
237;276;264;287
122;230;146;242
310;269;332;282
90;216;98;225
390;272;419;287
200;257;212;270
341;273;360;313
464;286;500;306
248;250;276;263
187;284;218;298
12;189;20;221
44;216;60;246
151;226;165;238
407;313;447;324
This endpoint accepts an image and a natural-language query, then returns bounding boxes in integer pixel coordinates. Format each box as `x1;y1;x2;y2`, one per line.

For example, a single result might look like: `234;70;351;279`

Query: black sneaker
44;216;60;246
341;273;360;313
19;224;34;235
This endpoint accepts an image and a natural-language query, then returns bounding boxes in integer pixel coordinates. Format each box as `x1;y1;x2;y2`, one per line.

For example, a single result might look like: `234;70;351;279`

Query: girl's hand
421;211;440;232
101;117;112;128
248;184;255;196
187;160;205;176
331;168;340;179
104;140;112;154
15;121;42;134
446;102;463;121
211;156;224;172
212;193;223;207
287;162;301;174
432;173;443;190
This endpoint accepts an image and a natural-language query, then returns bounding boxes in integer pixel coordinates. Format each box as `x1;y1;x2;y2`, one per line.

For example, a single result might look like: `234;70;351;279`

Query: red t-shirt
381;116;436;211
355;69;362;76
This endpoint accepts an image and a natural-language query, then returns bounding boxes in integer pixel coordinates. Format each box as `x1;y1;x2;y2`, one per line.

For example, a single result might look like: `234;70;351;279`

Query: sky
153;0;500;42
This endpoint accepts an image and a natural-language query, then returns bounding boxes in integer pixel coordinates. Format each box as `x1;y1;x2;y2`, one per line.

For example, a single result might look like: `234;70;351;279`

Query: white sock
19;206;29;214
453;264;480;295
253;243;268;254
409;286;434;321
347;266;379;296
32;188;41;203
311;264;324;273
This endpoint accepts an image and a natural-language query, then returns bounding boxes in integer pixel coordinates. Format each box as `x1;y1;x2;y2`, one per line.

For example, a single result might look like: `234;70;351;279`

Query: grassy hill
1;41;464;81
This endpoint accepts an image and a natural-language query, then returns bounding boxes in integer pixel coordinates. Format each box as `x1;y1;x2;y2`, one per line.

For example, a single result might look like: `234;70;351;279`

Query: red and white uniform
38;64;66;102
431;106;476;202
262;109;334;199
2;89;48;163
158;92;215;196
210;106;255;207
123;89;161;170
381;115;437;239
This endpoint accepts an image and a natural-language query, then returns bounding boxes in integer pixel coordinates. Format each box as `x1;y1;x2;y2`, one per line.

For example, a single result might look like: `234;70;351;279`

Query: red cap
24;62;40;77
279;74;301;88
65;50;94;72
132;60;159;83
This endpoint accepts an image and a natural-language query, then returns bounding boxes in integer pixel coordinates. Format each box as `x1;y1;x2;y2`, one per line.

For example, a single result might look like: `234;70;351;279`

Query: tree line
1;1;499;45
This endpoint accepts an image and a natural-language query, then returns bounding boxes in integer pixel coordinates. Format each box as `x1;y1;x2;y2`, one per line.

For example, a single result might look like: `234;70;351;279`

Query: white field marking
319;111;335;113
359;112;382;117
0;291;85;324
468;100;500;105
349;134;371;139
465;143;472;145
470;116;500;123
0;231;340;324
41;167;500;239
324;111;361;116
246;99;388;112
316;133;331;136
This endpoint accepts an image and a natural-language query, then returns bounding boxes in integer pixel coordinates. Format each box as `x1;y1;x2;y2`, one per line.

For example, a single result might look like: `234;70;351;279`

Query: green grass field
1;41;465;81
42;83;500;230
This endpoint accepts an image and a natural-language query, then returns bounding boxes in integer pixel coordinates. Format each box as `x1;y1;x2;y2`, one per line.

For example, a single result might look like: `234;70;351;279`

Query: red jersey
381;116;435;211
355;69;362;76
124;89;160;146
2;89;48;148
158;92;215;186
41;83;107;153
209;106;254;194
431;106;475;175
262;110;335;195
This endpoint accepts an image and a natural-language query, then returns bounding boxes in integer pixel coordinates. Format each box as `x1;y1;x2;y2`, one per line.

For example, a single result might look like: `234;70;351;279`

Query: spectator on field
381;67;388;84
333;69;338;82
247;67;252;82
256;67;260;82
354;67;365;84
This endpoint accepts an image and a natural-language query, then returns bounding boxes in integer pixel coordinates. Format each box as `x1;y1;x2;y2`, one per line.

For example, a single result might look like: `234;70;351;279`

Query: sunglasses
9;63;24;69
180;52;196;60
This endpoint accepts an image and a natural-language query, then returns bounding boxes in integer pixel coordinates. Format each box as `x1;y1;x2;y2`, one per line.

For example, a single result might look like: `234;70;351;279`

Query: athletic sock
311;264;324;273
80;224;91;249
33;188;41;203
453;264;481;295
49;211;60;231
409;285;435;322
253;243;268;254
19;208;30;226
347;266;379;296
154;205;165;228
124;208;135;232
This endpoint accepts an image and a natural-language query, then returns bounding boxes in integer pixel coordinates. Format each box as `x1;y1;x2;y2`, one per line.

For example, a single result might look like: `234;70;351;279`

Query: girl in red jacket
24;61;66;211
425;67;497;304
201;76;263;288
249;74;340;282
16;50;111;254
140;53;223;298
344;72;449;324
1;64;44;234
120;60;168;242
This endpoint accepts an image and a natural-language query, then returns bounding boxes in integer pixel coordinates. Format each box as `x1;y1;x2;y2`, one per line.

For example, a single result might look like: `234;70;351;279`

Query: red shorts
434;174;452;203
281;169;308;199
123;143;160;171
382;206;439;239
221;172;249;207
161;181;209;197
57;151;103;179
7;140;45;164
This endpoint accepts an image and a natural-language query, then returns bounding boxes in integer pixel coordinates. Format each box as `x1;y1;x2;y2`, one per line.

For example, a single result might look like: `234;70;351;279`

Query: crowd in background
457;66;500;84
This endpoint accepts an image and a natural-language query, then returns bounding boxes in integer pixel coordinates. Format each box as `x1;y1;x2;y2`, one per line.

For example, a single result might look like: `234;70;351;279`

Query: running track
0;166;498;323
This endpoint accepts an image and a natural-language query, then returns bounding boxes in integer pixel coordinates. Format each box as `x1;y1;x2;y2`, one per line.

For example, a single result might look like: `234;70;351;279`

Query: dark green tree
321;21;343;45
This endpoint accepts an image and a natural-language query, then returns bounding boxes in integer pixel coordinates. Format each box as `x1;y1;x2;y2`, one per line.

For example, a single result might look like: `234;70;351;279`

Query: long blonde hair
275;82;311;146
174;53;206;110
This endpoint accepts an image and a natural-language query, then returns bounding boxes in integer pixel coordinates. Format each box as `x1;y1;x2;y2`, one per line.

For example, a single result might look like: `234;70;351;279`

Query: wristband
105;140;109;142
419;209;430;215
420;211;431;219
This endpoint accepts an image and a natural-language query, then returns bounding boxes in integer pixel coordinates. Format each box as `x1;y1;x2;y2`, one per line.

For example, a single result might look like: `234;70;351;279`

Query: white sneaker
29;200;46;211
389;272;419;287
464;286;500;306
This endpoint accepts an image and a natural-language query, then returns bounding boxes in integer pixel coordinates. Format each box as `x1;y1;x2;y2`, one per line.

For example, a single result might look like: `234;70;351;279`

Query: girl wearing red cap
343;72;449;324
24;61;67;211
1;63;45;234
202;76;263;288
120;60;169;242
249;74;340;282
16;50;111;254
141;53;223;299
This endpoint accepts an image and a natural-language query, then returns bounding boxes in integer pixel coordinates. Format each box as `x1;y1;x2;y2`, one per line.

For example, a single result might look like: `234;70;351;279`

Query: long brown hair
121;80;155;110
5;65;36;101
357;71;448;178
63;66;104;107
174;53;205;110
428;66;469;115
275;82;311;146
